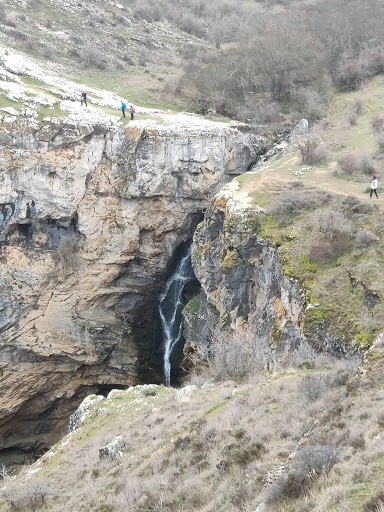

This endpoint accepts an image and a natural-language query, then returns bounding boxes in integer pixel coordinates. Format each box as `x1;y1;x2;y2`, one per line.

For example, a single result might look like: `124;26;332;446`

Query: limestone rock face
0;109;269;460
186;193;312;373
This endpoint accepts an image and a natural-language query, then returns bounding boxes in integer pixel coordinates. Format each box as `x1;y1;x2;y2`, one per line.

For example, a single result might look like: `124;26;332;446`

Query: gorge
0;107;270;463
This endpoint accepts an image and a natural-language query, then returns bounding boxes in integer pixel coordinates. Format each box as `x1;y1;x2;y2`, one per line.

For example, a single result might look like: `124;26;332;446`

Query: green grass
20;75;48;88
0;94;21;111
37;103;68;121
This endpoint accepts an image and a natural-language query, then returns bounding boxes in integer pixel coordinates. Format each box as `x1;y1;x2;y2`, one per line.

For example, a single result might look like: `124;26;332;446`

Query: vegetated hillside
212;73;384;353
2;0;384;121
1;344;384;512
0;0;214;110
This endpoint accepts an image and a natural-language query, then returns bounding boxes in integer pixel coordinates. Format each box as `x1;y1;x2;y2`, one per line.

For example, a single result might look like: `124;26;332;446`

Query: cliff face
185;189;313;373
0;110;269;461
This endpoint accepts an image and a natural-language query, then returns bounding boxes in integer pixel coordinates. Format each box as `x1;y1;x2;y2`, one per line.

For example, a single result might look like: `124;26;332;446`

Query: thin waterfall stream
159;250;195;386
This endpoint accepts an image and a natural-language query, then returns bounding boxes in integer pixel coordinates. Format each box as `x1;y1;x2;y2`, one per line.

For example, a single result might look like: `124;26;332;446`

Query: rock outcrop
0;108;270;461
185;187;312;373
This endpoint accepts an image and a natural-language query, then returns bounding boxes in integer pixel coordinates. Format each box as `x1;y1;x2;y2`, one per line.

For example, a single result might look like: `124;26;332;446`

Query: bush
266;445;338;503
334;58;364;91
337;154;359;174
309;240;339;264
2;482;51;511
269;189;322;218
355;229;378;248
349;433;366;450
315;208;354;241
376;132;384;152
297;444;339;475
80;44;105;69
298;135;327;165
298;374;325;401
295;87;326;121
208;330;259;382
372;116;384;135
360;154;375;175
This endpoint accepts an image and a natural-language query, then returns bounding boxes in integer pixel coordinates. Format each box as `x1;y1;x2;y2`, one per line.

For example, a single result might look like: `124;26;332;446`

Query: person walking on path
129;104;135;120
370;175;378;198
81;91;87;107
121;101;126;118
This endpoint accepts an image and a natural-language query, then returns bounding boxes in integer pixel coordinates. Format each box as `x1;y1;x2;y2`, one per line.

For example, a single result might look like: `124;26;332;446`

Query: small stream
158;250;195;386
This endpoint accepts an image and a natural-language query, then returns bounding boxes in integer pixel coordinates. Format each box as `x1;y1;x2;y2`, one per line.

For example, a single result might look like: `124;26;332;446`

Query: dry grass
1;348;383;512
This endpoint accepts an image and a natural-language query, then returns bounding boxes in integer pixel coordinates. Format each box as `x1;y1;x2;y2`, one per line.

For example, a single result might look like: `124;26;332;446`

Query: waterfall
159;250;195;386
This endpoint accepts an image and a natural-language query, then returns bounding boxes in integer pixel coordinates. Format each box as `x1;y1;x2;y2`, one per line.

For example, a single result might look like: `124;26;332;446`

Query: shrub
315;208;354;241
360;154;375;175
298;374;325;401
298;135;327;165
372;116;384;136
295;87;326;121
376;132;384;152
353;98;363;115
349;433;366;450
355;229;378;248
266;445;338;503
309;239;346;264
347;109;359;126
2;482;51;511
334;58;364;91
337;154;359;174
296;445;339;475
269;189;322;218
208;330;260;382
221;441;267;468
267;466;311;501
80;44;105;69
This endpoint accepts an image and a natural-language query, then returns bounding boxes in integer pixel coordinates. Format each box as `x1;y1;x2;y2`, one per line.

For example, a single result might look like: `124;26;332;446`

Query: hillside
0;0;214;110
0;343;383;512
195;76;384;356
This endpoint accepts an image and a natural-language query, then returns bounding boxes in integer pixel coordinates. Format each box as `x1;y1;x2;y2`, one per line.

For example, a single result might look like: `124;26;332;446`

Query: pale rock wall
0;110;269;460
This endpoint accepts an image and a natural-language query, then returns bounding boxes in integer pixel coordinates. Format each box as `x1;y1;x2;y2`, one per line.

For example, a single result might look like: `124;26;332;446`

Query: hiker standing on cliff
81;91;87;107
121;101;126;118
370;175;378;198
129;104;135;120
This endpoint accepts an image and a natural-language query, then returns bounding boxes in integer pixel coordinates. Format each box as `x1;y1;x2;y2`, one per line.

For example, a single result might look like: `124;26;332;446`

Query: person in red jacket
129;104;135;120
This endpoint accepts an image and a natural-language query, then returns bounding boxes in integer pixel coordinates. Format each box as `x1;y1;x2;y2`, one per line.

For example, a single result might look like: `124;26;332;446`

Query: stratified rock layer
0;109;269;460
186;192;312;373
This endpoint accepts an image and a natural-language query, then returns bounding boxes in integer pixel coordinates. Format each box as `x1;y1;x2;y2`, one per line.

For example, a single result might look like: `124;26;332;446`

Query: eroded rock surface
185;190;312;373
0;108;269;461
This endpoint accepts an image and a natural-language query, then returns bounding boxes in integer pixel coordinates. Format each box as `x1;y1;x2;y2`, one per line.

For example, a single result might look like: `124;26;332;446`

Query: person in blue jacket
121;101;126;118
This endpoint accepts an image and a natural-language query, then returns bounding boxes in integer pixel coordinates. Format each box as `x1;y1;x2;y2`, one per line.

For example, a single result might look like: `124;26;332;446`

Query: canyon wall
184;192;313;374
0;110;269;461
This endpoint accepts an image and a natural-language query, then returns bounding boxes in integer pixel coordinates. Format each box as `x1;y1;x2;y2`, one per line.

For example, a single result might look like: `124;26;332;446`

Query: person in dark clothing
129;104;135;120
81;92;87;107
121;101;126;118
26;203;31;218
31;200;37;217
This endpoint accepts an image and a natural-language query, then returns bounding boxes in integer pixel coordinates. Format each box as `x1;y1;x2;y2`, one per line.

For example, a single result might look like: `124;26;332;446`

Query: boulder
99;436;126;460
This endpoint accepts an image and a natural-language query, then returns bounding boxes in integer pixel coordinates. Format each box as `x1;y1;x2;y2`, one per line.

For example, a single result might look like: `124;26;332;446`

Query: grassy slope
1;349;384;512
233;77;384;349
0;0;214;111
